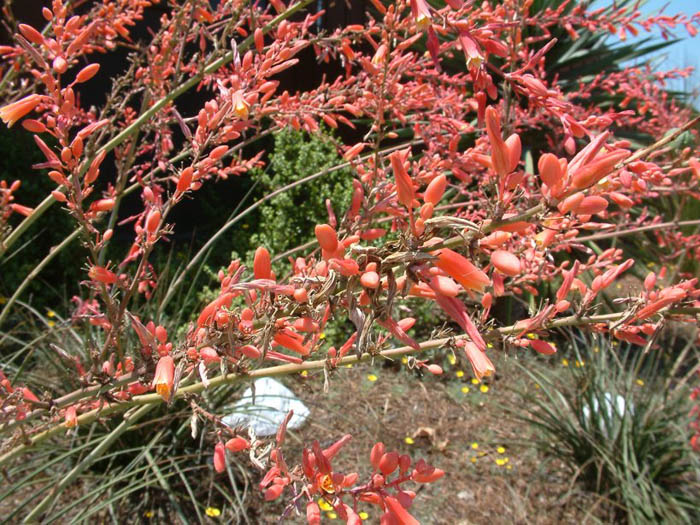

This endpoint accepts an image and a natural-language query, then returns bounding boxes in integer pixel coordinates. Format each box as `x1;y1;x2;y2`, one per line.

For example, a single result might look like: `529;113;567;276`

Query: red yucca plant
1;0;700;522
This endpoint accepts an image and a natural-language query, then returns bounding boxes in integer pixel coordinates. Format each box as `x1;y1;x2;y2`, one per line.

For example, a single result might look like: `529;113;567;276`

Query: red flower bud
315;224;338;252
253;247;271;280
491;250;521;277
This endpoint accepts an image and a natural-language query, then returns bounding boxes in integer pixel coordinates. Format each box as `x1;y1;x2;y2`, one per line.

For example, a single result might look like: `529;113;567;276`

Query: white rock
222;377;310;436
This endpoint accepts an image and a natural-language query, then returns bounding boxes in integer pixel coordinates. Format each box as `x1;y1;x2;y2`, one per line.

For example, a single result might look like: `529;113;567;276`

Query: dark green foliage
0;127;80;315
246;127;353;264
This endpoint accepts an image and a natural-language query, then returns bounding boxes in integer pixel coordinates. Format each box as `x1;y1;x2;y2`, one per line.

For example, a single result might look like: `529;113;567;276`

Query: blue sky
594;0;700;101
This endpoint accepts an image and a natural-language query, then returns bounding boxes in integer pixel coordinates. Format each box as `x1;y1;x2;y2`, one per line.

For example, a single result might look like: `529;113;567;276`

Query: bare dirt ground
255;352;606;524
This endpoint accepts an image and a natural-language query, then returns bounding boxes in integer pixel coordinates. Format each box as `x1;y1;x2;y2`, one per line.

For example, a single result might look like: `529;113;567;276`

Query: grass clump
510;333;700;524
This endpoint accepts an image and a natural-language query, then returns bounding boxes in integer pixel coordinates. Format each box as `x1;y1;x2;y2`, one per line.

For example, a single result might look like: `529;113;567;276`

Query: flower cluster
1;0;700;521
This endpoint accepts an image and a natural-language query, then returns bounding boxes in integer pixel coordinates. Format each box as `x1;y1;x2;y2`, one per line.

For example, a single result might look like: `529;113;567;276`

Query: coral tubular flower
64;406;78;428
315;224;338;252
88;266;118;285
485;107;511;177
491;250;521;277
424;174;447;205
538;153;565;195
273;329;311;356
214;442;226;473
152;355;175;401
459;31;484;69
377;317;420;350
433;248;490;292
463;341;495;380
410;0;432;28
253;247;272;280
231;91;250;119
530;339;557;355
225;437;250;452
307;502;321;525
390;148;415;208
570;150;630;189
0;94;41;127
434;294;487;351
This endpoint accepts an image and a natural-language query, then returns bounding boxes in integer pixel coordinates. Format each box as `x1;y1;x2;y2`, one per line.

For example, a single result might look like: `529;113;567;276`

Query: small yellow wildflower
615;283;622;290
319;332;326;340
461;386;470;394
300;370;308;377
47;320;56;328
448;354;457;365
327;512;338;519
534;383;540;389
318;499;333;511
359;511;369;520
345;363;353;368
404;437;415;445
497;446;506;454
205;507;221;517
526;333;536;340
471;378;480;385
145;511;154;518
367;374;378;382
575;360;584;368
506;465;512;470
47;310;56;318
646;261;655;268
401;357;408;364
593;346;600;353
471;442;479;450
480;385;489;393
636;379;645;386
470;456;477;463
495;458;506;466
561;358;569;367
456;370;464;378
486;342;493;349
